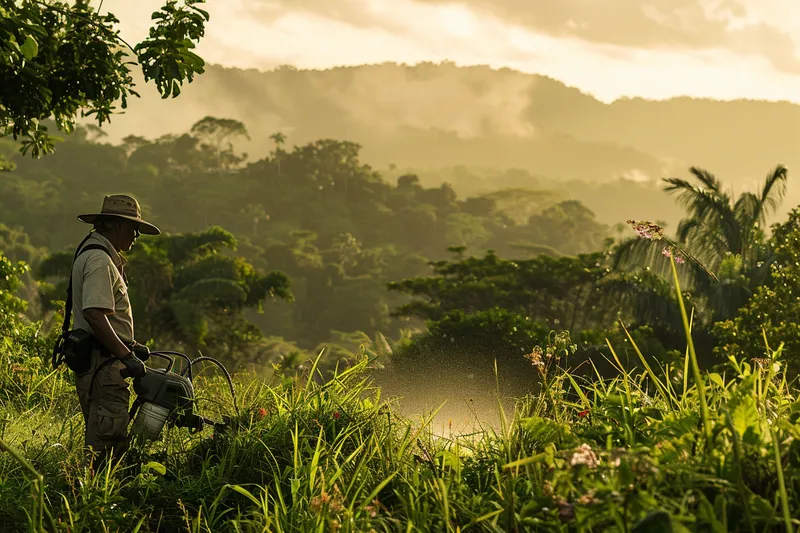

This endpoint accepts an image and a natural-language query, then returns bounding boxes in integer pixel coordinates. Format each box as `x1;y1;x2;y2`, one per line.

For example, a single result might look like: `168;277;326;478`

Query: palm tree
611;164;788;325
270;132;287;176
665;164;787;272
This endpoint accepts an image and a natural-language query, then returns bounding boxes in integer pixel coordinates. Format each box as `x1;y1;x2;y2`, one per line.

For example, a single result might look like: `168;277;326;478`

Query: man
71;194;160;471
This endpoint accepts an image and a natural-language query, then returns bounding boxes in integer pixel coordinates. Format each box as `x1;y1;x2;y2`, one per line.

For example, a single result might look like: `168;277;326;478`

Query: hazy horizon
98;0;800;105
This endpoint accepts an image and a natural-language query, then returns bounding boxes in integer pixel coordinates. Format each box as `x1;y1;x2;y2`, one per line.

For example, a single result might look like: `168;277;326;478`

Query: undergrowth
1;259;799;532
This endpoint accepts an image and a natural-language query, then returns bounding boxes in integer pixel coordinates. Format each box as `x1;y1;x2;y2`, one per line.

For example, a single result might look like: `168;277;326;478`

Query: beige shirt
71;232;134;344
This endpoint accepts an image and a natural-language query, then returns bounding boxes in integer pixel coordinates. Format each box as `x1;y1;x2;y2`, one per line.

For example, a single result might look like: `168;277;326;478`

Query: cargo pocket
95;403;129;442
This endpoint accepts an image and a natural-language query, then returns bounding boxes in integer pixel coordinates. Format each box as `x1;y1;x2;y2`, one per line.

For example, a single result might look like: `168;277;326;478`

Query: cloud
412;0;800;74
97;0;800;105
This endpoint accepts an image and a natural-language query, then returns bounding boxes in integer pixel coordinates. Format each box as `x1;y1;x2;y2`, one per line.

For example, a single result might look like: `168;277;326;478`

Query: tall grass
1;259;800;531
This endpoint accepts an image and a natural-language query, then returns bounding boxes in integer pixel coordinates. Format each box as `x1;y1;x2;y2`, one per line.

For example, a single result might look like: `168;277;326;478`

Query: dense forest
1;111;797;393
93;62;800;230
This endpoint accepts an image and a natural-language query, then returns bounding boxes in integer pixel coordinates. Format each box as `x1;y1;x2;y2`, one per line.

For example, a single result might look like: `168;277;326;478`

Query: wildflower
256;407;268;420
577;409;590;418
329;485;344;513
626;219;664;240
364;499;379;518
569;443;600;468
662;245;686;264
752;357;771;369
578;491;600;506
525;346;544;367
333;411;341;419
310;492;331;513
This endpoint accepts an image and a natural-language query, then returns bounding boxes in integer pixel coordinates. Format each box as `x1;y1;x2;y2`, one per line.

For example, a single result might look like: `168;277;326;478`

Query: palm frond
611;236;709;287
706;280;751;322
675;218;702;244
758;164;788;220
662;177;741;255
733;192;760;228
611;236;665;272
687;166;727;198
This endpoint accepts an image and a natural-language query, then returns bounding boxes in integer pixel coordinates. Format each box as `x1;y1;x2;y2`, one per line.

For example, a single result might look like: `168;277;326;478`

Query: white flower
570;444;600;468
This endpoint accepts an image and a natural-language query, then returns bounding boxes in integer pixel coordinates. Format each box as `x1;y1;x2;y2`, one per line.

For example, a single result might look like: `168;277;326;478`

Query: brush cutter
121;351;236;441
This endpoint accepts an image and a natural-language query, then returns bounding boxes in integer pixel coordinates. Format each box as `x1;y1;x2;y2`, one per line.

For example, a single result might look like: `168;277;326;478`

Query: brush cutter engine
124;352;235;441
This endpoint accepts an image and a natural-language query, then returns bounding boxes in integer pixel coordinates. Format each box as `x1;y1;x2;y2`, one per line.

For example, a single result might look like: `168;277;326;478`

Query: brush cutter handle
148;352;176;372
119;353;146;378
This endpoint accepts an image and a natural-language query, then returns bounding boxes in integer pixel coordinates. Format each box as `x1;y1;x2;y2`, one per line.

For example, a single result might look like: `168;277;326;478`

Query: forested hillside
80;62;800;230
0;120;617;372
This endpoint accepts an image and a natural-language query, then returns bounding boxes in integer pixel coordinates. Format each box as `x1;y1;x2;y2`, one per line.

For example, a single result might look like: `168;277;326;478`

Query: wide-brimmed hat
78;194;161;235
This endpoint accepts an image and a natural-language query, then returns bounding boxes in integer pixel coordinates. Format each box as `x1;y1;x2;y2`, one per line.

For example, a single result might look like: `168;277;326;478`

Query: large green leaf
728;377;761;445
19;35;38;60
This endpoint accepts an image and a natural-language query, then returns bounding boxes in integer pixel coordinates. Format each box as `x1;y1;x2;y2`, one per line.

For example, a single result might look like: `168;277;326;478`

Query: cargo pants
75;348;131;466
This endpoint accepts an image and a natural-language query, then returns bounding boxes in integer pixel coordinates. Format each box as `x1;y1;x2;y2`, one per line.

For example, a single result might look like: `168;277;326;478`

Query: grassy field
1;271;799;532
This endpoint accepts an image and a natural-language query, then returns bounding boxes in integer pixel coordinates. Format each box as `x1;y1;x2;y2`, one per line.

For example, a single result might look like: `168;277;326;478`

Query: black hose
153;351;193;380
186;356;239;415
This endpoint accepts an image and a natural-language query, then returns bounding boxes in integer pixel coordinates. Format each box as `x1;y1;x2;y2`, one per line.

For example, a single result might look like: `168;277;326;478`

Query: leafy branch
0;0;210;157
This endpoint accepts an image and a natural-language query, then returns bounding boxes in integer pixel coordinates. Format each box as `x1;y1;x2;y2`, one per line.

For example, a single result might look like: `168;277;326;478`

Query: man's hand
129;341;151;362
120;352;146;378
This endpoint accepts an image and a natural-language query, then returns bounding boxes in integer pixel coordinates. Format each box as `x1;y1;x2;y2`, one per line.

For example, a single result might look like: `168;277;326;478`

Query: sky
99;0;800;104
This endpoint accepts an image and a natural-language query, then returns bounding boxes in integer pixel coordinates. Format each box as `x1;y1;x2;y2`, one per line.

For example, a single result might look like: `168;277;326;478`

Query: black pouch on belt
61;329;95;373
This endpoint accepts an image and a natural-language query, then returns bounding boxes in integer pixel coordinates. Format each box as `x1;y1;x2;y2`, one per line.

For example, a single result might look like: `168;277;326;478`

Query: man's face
115;220;141;252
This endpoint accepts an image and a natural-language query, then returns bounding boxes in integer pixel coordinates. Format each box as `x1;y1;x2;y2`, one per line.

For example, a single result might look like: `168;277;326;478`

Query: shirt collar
88;232;126;268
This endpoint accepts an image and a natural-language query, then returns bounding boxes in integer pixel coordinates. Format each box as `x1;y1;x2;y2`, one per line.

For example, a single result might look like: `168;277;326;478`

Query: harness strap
52;234;125;369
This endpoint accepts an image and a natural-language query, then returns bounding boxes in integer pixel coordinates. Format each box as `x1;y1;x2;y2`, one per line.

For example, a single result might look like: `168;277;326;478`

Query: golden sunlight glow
99;0;800;104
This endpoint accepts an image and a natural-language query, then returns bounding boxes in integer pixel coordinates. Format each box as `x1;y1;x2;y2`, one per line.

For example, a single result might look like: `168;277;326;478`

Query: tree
713;208;800;375
269;131;287;175
614;165;788;323
665;165;787;271
388;248;614;332
190;116;250;174
1;0;209;157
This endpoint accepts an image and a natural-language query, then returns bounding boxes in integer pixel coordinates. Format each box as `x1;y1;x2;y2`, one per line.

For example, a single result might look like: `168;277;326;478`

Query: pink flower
627;220;664;240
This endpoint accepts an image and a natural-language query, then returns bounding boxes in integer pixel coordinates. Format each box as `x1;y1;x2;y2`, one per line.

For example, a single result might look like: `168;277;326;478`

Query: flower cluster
569;443;600;468
524;346;545;367
310;484;344;514
577;490;601;506
626;219;664;240
363;498;380;518
661;245;685;264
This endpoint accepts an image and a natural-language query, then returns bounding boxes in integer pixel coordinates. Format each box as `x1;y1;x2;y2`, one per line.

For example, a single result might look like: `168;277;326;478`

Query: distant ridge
94;61;800;190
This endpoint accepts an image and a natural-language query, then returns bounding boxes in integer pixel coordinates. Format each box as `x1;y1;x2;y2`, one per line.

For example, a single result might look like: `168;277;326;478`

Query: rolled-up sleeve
81;257;115;312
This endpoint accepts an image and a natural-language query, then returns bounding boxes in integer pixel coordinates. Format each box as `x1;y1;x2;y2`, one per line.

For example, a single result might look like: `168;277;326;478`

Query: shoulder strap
60;236;121;337
53;235;125;369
